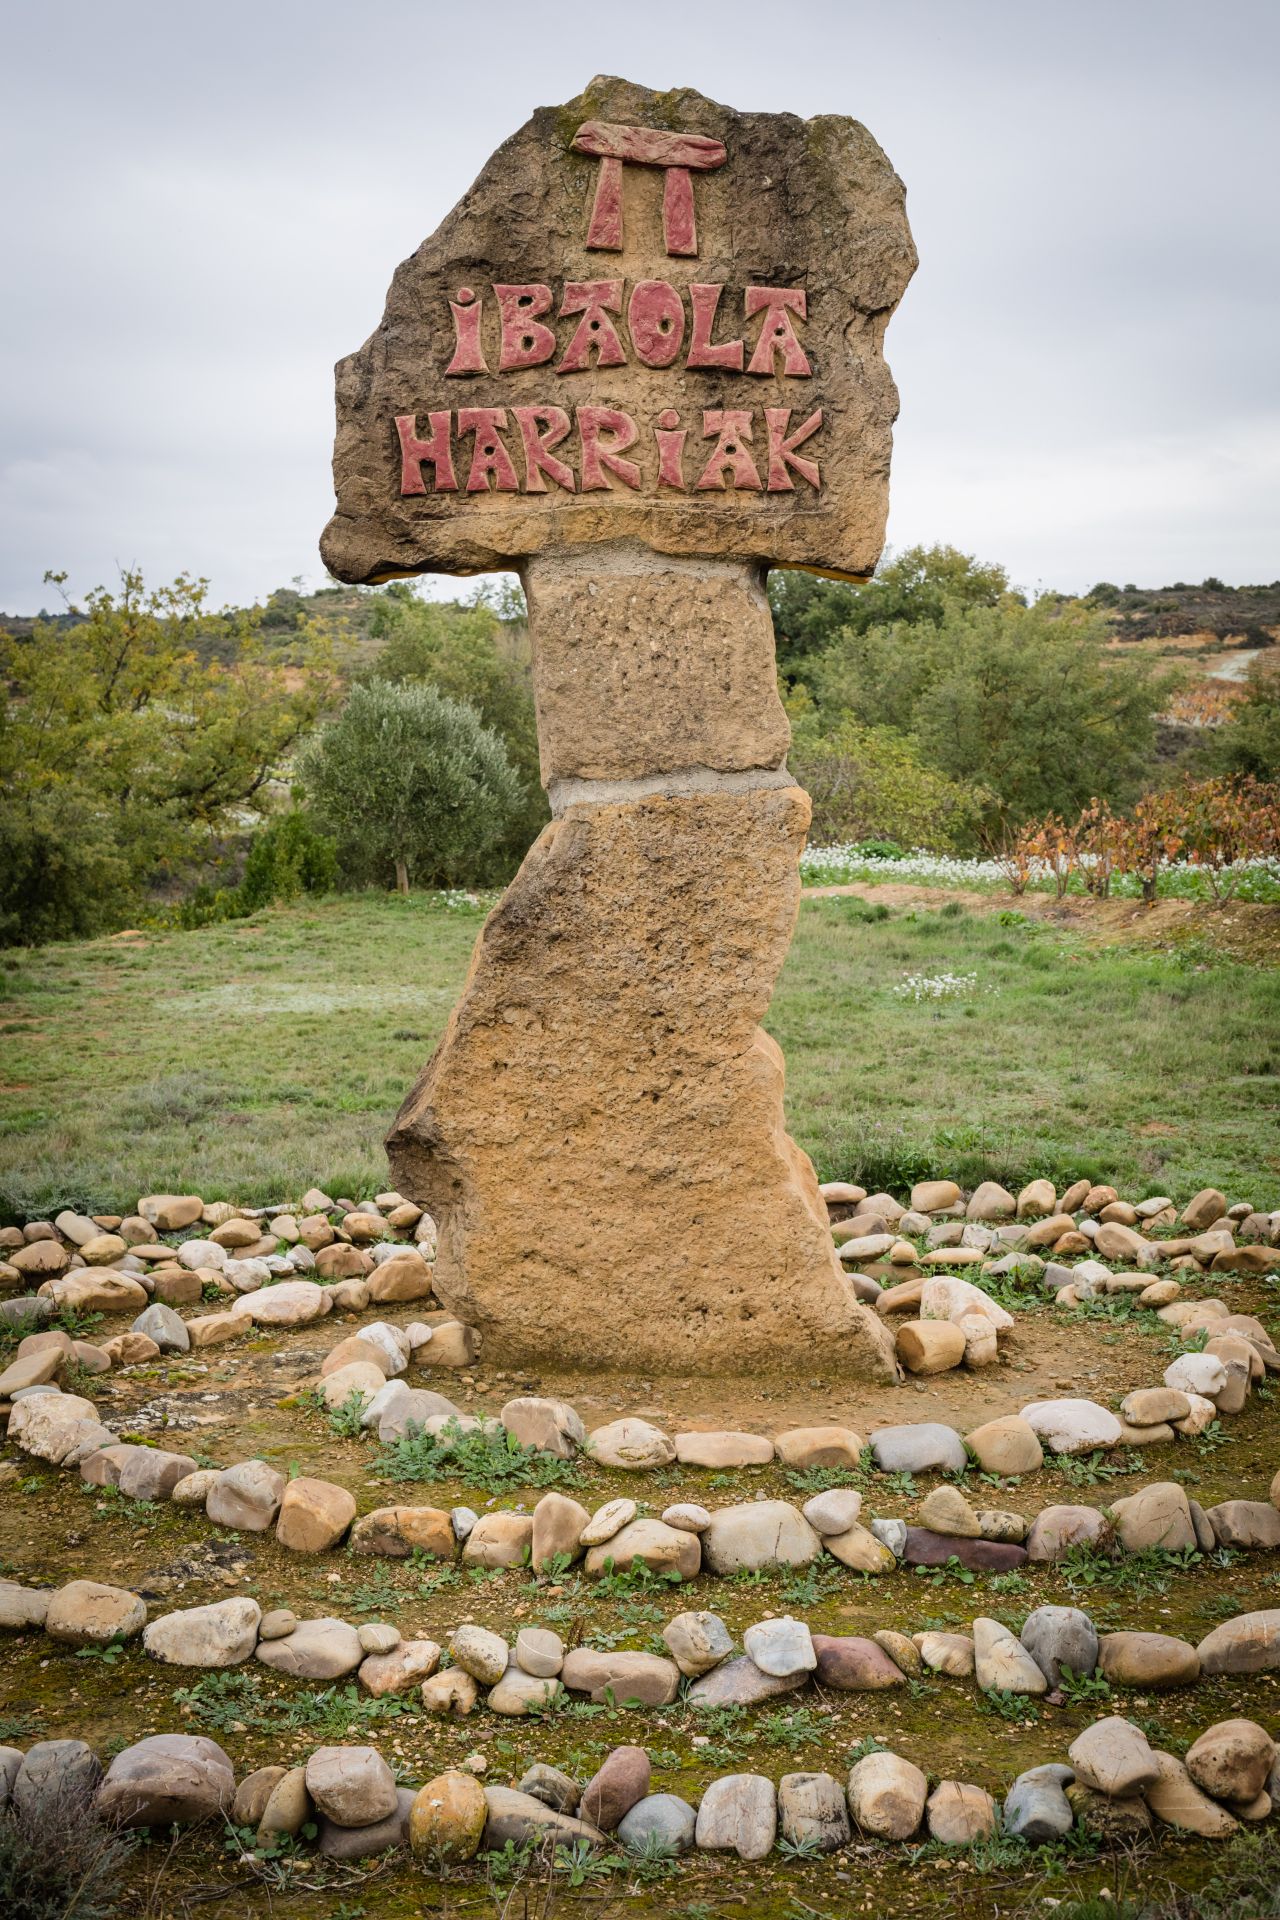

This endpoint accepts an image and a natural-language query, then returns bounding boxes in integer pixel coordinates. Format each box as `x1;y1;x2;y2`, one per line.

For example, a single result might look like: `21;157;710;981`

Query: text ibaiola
394;278;824;498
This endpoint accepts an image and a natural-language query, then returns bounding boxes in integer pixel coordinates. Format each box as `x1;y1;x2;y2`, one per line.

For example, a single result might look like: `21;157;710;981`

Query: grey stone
1004;1765;1075;1842
663;1610;734;1678
686;1655;806;1708
1020;1605;1099;1688
96;1733;235;1827
869;1423;966;1473
518;1763;581;1813
12;1740;102;1818
131;1303;190;1354
143;1598;262;1668
482;1785;604;1850
701;1501;820;1574
694;1772;776;1860
617;1792;697;1854
451;1505;479;1542
777;1771;850;1853
870;1517;907;1557
256;1618;364;1680
305;1745;398;1826
317;1786;414;1857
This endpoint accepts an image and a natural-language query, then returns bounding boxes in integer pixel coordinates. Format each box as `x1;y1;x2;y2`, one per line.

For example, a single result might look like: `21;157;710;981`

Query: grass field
1;888;1277;1221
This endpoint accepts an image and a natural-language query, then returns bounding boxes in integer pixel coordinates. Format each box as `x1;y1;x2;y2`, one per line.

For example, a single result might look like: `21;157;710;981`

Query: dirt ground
3;1257;1280;1919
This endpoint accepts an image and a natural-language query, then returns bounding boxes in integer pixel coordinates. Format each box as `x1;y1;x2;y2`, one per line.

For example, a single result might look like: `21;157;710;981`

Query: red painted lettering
695;410;762;491
576;406;641;491
662;166;697;256
395;412;456;494
445;287;489;376
495;285;557;371
512;405;576;492
584;155;624;250
686;284;744;371
764;406;822;490
654;408;688;489
456;408;519;493
745;287;811;377
627;280;685;368
557;281;627;374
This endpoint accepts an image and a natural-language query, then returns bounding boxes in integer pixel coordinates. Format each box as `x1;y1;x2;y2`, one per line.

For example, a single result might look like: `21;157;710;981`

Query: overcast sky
2;0;1276;612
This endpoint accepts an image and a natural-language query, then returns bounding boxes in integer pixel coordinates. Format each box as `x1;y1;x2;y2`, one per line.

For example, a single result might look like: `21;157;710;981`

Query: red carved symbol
571;120;727;257
764;407;823;491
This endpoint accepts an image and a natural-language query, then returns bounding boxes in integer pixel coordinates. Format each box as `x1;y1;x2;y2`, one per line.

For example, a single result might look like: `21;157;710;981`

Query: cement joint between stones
547;763;793;818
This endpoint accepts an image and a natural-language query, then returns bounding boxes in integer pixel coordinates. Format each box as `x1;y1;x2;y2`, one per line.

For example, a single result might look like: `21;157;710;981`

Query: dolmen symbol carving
321;76;916;1377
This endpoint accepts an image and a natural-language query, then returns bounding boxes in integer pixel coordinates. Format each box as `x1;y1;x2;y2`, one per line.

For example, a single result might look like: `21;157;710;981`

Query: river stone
742;1615;815;1677
489;1666;562;1715
97;1733;234;1827
869;1423;966;1473
1098;1631;1199;1689
451;1625;510;1686
1197;1610;1280;1673
873;1629;922;1677
206;1459;286;1532
561;1648;680;1706
918;1483;981;1537
695;1772;776;1860
143;1597;262;1667
462;1511;534;1569
1145;1750;1239;1835
44;1580;146;1647
1185;1719;1277;1804
777;1771;850;1852
773;1425;864;1469
579;1498;637;1546
357;1623;400;1654
847;1751;927;1839
686;1654;806;1707
276;1477;357;1552
233;1766;287;1829
824;1520;898;1572
501;1395;586;1458
1020;1605;1099;1687
515;1627;564;1678
1068;1717;1160;1796
702;1501;820;1574
350;1505;455;1560
674;1429;775;1467
305;1745;397;1826
964;1415;1044;1476
9;1394;116;1466
810;1634;904;1690
233;1279;330;1326
321;1362;385;1412
12;1740;102;1817
663;1501;712;1532
587;1418;676;1469
409;1770;488;1862
1025;1505;1113;1561
256;1618;364;1680
1004;1763;1075;1841
531;1490;591;1568
583;1518;700;1579
359;1639;442;1696
917;1631;975;1677
870;1517;908;1557
1121;1387;1191;1427
617;1792;697;1854
927;1781;997;1844
1205;1500;1280;1550
519;1763;581;1812
1110;1481;1196;1552
903;1529;1027;1572
802;1487;863;1535
420;1670;479;1716
1020;1398;1122;1453
1164;1352;1228;1398
580;1746;651;1831
481;1786;605;1850
663;1610;734;1677
972;1617;1048;1694
0;1581;52;1630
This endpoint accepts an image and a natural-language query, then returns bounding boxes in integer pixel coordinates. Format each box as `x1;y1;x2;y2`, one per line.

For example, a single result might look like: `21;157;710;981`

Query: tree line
1;548;1276;945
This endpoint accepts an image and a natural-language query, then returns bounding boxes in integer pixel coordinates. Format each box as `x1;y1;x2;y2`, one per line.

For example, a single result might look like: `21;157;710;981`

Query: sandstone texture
388;787;896;1376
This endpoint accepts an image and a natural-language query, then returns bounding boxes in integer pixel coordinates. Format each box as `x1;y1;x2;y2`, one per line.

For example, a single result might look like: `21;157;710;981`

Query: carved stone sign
322;77;915;1379
320;75;915;584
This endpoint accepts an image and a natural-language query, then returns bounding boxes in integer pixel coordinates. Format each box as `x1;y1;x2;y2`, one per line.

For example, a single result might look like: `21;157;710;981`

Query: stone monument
321;77;916;1377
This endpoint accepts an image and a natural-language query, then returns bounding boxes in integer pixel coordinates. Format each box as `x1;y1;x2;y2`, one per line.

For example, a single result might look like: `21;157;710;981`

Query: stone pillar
321;76;917;1377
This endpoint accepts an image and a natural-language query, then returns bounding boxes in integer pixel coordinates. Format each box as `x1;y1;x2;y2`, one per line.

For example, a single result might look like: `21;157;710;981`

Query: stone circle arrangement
2;1167;1279;1895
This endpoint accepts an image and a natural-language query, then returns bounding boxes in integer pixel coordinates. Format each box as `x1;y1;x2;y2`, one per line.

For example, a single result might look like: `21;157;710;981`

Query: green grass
0;887;1277;1219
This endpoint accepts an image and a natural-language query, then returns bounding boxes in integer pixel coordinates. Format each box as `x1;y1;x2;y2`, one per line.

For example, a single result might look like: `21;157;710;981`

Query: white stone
742;1616;816;1677
1019;1398;1123;1454
1164;1353;1229;1398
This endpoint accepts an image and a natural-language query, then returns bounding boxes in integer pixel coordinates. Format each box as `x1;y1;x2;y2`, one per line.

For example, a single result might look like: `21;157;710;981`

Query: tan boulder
99;1332;161;1367
964;1416;1044;1475
1016;1179;1057;1219
320;1335;389;1378
1181;1188;1227;1231
137;1195;203;1232
896;1319;964;1374
80;1233;127;1266
186;1312;244;1349
911;1179;961;1213
314;1243;370;1280
388;792;897;1380
773;1426;864;1469
462;1512;534;1569
350;1506;455;1560
38;1271;148;1313
367;1253;434;1303
409;1770;487;1861
276;1478;357;1553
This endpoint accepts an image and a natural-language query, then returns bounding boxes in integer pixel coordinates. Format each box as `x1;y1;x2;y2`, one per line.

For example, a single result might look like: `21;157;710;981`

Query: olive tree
297;680;522;892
